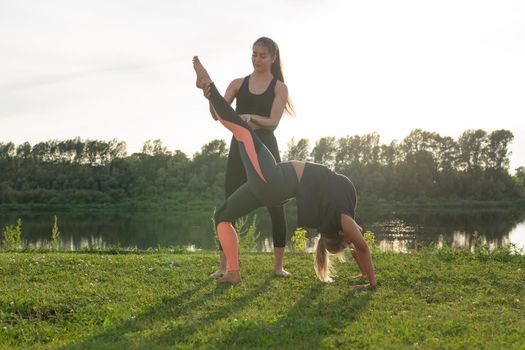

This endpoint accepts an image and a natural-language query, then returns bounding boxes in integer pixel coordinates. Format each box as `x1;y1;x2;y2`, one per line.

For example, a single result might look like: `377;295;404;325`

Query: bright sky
1;0;524;171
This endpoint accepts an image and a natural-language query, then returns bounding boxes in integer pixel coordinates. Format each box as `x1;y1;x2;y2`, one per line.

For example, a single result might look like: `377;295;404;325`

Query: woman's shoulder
274;79;288;96
225;77;247;98
275;78;286;86
229;77;246;89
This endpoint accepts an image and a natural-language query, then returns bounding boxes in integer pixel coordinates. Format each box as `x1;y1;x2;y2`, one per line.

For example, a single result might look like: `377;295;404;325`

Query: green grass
1;250;524;349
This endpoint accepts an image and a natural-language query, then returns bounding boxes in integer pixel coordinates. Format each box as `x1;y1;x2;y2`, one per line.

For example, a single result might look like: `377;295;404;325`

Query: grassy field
1;249;524;349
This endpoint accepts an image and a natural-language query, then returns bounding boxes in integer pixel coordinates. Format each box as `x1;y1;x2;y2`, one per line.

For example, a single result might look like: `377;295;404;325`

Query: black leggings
210;84;298;229
225;131;287;248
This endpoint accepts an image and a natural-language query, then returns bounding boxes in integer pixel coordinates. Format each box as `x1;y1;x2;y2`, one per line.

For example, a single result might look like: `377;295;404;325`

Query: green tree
0;142;15;159
379;140;399;167
311;136;337;168
434;135;457;172
152;139;171;156
457;129;488;171
16;142;32;159
284;138;310;161
485;130;513;170
335;135;362;171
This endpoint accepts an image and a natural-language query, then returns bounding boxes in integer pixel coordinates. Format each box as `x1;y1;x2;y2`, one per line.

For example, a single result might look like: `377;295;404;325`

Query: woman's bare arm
246;81;287;131
341;214;377;288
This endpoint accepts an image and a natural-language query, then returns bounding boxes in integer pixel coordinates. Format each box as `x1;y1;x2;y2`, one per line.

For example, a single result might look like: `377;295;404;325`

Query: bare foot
217;271;241;284
209;269;226;279
352;283;376;291
192;56;213;89
275;269;291;278
351;274;367;281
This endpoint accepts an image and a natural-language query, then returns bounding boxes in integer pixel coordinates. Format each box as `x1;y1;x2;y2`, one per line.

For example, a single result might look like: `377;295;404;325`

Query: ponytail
253;37;296;116
314;235;346;283
315;235;331;282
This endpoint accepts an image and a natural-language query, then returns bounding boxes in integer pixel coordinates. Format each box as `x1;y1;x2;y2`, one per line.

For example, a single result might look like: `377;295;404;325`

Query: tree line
1;129;524;205
285;129;524;200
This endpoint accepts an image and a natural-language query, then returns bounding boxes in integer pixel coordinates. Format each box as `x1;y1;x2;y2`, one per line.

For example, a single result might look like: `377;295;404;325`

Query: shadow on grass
63;275;275;349
208;283;372;349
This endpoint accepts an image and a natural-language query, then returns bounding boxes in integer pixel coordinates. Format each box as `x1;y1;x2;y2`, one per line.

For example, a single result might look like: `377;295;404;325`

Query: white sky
1;0;524;171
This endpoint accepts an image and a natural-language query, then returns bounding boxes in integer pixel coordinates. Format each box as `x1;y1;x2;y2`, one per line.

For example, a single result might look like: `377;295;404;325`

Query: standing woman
208;37;295;278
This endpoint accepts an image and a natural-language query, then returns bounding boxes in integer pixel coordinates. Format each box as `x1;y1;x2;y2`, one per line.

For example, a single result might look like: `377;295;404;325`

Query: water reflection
0;205;524;253
509;222;525;251
378;239;411;253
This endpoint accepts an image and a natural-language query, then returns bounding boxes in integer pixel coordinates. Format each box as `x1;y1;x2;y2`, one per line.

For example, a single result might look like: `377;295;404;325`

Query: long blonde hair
314;235;346;283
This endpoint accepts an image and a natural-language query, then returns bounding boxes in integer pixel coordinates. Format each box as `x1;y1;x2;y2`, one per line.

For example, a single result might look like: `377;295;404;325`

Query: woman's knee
267;206;287;247
214;204;228;224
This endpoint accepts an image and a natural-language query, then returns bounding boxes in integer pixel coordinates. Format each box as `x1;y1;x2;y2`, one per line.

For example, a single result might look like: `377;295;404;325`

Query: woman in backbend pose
208;37;294;278
193;56;376;289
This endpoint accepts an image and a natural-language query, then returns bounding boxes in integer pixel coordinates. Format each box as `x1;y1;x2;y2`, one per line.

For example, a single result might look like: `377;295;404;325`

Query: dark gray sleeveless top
235;75;277;117
296;162;357;236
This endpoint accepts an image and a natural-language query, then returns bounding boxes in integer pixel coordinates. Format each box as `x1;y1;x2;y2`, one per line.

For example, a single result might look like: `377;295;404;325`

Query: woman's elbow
262;123;277;131
269;121;280;131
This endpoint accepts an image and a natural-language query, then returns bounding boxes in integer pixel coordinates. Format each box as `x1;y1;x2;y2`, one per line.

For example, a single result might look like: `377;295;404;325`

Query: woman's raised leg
193;56;277;185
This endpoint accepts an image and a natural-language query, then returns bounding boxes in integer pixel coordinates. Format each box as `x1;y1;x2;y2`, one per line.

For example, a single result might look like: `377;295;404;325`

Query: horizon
0;126;520;164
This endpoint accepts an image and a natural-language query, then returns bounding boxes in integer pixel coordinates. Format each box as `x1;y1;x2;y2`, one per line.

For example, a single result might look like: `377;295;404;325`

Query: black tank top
235;75;277;117
296;162;357;237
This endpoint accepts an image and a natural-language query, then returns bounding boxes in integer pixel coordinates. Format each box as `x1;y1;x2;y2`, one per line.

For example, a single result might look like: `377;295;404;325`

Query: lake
1;204;524;253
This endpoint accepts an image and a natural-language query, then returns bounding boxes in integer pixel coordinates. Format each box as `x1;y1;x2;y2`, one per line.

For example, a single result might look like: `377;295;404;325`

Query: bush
51;215;60;251
291;228;308;253
436;245;457;261
364;231;380;253
2;218;22;251
472;233;490;261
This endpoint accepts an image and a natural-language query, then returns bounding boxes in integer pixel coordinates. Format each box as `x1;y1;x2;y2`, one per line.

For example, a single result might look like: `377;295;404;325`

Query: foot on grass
217;270;241;284
352;283;376;291
351;274;367;281
275;268;291;278
192;56;213;90
209;269;226;279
